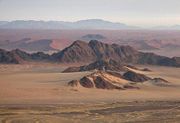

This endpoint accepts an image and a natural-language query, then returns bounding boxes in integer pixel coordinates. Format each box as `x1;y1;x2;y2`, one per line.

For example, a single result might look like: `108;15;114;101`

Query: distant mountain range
81;34;106;41
0;19;138;30
152;25;180;30
0;19;179;30
0;49;50;64
0;38;56;52
0;40;179;67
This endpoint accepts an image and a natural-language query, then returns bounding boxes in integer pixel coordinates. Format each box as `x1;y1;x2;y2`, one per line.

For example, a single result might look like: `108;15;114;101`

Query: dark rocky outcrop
106;71;123;78
142;68;152;72
148;78;170;86
123;71;151;82
63;67;81;73
51;40;96;63
31;52;50;61
52;40;180;67
68;70;171;90
93;76;122;89
0;40;179;67
68;80;79;87
172;57;180;65
0;49;19;64
51;40;139;63
63;59;126;73
0;48;50;64
89;40;139;63
79;76;94;88
68;71;139;90
151;78;169;83
138;53;180;67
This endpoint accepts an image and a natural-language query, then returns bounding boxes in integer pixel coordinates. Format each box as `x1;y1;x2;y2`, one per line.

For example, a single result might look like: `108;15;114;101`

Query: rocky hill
68;70;170;90
0;49;50;64
68;71;139;90
63;59;127;73
52;40;180;67
123;71;151;82
0;49;19;64
51;40;139;63
51;40;96;62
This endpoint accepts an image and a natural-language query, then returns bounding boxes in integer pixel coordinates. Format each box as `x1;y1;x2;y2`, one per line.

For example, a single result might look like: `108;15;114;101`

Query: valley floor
0;64;180;122
0;101;180;123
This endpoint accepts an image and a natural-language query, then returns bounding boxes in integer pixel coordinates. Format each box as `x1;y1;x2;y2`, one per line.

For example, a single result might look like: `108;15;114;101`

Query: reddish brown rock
123;71;151;82
93;76;122;90
68;80;79;87
63;59;126;73
79;77;94;88
68;71;139;90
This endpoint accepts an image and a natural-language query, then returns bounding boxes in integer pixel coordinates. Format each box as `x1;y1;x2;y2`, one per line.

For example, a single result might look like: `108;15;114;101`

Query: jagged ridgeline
0;40;179;67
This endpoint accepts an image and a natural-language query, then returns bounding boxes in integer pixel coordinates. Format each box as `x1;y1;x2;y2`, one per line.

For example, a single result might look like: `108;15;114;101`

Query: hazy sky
0;0;180;27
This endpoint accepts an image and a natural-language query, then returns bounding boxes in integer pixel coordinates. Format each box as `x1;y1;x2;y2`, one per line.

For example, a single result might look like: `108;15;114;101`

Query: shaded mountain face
123;71;151;82
51;40;180;67
0;40;179;67
68;67;170;90
138;53;180;67
0;49;19;64
173;57;180;65
52;40;139;63
68;71;139;90
63;59;127;73
0;49;34;64
0;49;50;64
51;40;96;62
68;70;170;90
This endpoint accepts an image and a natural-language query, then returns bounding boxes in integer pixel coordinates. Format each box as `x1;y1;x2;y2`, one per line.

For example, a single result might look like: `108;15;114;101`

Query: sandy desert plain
0;63;180;123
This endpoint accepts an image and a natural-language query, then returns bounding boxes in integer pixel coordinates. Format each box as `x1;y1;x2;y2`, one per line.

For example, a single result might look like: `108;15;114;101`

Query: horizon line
0;18;179;28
